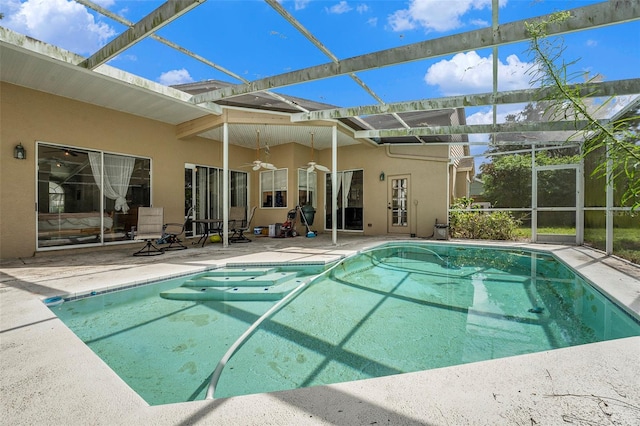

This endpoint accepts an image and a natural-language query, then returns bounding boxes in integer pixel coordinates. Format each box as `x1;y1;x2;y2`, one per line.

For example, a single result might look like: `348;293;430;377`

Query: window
261;169;288;208
298;168;317;208
37;143;151;249
48;182;64;213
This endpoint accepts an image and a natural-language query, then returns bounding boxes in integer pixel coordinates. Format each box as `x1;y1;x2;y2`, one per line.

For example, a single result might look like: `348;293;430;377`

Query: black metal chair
229;206;256;243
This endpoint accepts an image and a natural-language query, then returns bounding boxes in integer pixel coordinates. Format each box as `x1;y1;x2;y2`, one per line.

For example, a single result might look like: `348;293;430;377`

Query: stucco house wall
1;82;456;259
1;82;246;258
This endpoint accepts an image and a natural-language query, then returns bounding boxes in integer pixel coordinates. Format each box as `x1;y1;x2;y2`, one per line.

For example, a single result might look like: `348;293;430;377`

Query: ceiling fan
304;132;330;173
249;130;276;171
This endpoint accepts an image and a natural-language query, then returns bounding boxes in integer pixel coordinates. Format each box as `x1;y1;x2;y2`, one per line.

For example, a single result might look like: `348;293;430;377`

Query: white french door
387;175;410;234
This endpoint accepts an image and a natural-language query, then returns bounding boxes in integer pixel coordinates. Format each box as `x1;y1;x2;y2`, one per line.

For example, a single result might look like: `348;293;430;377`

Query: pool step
159;277;305;301
183;271;299;288
205;267;278;277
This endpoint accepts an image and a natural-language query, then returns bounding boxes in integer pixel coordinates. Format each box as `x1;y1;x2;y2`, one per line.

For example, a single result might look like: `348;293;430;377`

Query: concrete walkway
1;235;639;425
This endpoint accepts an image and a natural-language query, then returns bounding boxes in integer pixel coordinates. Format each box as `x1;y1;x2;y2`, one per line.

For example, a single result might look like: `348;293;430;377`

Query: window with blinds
261;169;288;208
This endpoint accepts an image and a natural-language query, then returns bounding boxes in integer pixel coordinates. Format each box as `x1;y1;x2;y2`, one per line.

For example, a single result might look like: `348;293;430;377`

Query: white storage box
269;223;281;237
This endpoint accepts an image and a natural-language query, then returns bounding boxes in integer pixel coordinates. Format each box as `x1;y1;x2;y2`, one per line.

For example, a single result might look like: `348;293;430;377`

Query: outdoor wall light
14;143;26;160
379;171;385;181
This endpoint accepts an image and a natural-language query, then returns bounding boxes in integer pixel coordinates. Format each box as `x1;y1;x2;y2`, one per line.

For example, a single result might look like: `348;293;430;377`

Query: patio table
193;219;223;247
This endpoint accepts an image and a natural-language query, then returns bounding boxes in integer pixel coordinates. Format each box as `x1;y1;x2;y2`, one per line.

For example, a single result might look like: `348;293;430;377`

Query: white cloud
366;17;378;27
327;1;352;14
470;19;489;27
388;0;506;33
466;108;494;126
387;9;413;32
424;51;534;96
2;0;116;55
294;0;311;11
466;104;530;165
158;69;194;86
113;54;137;63
356;4;369;14
1;0;24;15
467;104;525;126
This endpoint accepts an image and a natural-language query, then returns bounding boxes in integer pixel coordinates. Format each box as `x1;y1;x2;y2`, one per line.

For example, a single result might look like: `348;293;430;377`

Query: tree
480;154;532;208
489;100;580;158
525;12;640;211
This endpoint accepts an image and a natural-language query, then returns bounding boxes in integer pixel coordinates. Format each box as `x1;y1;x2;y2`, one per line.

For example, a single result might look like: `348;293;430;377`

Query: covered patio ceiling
1;0;639;152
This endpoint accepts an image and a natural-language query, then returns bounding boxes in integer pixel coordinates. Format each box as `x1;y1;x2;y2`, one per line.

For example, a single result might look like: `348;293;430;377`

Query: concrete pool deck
1;235;639;425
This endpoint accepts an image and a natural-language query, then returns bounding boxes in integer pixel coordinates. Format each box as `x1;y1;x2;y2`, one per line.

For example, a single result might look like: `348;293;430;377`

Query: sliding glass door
325;169;363;231
185;164;248;236
37;143;151;249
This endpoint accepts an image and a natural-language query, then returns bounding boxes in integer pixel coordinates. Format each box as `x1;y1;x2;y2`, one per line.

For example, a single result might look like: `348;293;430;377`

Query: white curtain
343;171;353;207
335;173;343;199
89;152;135;213
232;171;247;207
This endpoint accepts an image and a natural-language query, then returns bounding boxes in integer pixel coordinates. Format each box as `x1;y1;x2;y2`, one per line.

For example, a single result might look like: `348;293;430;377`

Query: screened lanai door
534;165;581;244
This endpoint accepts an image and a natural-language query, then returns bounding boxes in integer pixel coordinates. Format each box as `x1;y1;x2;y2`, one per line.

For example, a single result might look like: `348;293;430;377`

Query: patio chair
229;206;256;243
228;206;246;242
133;207;165;256
160;207;193;251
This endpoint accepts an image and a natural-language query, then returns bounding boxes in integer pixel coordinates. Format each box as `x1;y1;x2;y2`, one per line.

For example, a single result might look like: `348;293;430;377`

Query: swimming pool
48;242;640;405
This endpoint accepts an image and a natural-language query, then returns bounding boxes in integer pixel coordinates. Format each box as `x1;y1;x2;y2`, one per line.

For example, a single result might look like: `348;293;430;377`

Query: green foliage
480;151;580;208
525;12;640;211
449;198;521;240
584;226;640;265
480;154;532;208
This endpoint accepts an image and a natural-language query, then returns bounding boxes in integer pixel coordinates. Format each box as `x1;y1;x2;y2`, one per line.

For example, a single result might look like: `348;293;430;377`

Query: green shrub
449;198;521;240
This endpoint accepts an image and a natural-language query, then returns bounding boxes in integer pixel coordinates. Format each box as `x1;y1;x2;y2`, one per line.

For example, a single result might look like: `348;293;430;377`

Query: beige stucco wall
0;83;250;258
1;82;452;259
248;140;450;237
320;144;450;237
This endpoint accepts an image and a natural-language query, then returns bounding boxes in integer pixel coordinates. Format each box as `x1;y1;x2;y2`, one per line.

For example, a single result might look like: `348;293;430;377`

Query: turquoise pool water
49;243;640;405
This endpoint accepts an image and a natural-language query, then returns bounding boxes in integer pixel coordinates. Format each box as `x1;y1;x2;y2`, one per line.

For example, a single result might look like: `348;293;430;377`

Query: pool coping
1;238;639;425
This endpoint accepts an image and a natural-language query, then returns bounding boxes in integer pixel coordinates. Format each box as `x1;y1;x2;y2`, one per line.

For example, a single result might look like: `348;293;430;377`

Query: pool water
51;275;276;405
49;243;640;405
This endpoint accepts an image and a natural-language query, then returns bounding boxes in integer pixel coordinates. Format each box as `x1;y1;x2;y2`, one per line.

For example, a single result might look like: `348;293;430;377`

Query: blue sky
2;0;639;158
